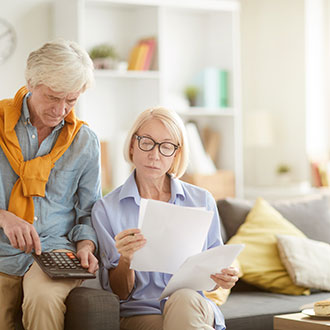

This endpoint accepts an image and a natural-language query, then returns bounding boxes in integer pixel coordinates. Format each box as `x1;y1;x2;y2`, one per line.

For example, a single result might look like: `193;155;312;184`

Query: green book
219;70;228;107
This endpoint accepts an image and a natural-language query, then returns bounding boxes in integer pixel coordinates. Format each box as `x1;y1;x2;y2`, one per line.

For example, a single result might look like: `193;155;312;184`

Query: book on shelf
219;70;228;107
310;161;330;187
135;43;149;70
142;38;156;70
194;67;229;109
310;162;322;187
127;37;156;71
127;44;140;70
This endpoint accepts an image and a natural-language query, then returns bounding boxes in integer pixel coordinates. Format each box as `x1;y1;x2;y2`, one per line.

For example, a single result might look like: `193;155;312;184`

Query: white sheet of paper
131;199;214;274
160;244;244;300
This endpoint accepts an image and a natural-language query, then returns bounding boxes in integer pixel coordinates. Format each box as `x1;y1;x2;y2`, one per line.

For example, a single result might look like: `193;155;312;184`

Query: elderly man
0;39;101;330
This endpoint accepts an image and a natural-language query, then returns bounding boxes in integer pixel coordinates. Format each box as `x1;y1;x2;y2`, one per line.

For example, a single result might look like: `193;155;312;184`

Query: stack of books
127;37;156;71
194;67;229;109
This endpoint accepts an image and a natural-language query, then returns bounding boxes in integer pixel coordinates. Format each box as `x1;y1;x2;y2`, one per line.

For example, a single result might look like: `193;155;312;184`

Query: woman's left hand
210;266;239;290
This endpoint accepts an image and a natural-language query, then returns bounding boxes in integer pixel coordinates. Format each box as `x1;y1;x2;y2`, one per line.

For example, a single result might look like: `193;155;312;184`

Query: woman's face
131;118;178;181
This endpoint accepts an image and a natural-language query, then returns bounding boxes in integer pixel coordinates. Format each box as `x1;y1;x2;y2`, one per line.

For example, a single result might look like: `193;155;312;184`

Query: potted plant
276;163;292;184
89;44;118;69
184;85;199;107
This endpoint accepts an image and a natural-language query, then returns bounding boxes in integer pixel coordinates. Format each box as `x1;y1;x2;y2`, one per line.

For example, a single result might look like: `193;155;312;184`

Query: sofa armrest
64;287;120;330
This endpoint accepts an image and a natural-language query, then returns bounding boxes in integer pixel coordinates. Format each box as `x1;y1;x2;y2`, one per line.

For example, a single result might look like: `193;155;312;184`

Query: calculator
32;251;96;279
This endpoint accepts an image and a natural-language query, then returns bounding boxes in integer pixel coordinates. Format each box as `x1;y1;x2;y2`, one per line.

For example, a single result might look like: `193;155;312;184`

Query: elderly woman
92;107;238;330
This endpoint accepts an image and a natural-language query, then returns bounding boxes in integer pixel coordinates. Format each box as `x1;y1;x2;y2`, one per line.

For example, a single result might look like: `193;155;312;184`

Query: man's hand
0;210;41;254
210;266;239;290
76;240;98;274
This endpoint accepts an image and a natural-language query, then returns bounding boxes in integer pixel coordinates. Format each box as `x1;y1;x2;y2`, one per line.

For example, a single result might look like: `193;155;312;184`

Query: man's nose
54;99;66;116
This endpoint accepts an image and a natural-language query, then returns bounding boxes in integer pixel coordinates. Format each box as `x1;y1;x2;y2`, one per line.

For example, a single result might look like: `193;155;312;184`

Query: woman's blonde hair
123;107;189;178
25;38;94;93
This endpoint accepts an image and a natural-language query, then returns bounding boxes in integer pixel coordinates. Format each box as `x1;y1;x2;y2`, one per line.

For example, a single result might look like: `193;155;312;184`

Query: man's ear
26;81;33;92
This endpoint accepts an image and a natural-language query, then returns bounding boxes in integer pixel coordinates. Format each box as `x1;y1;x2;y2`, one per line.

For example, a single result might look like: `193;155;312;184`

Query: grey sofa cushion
64;287;120;330
218;195;330;244
217;198;251;242
274;196;330;243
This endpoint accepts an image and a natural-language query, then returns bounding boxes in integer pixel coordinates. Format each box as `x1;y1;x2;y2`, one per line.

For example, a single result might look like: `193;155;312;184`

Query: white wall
0;0;53;99
2;0;328;190
305;0;330;161
241;0;308;186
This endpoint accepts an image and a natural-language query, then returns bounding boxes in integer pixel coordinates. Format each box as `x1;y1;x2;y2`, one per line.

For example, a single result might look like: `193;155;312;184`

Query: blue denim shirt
92;171;226;330
0;93;101;276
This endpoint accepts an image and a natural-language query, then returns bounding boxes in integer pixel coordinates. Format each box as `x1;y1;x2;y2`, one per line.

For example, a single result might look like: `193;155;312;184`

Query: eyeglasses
135;135;179;157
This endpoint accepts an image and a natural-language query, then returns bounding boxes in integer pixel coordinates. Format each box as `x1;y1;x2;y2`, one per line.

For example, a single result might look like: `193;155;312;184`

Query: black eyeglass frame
134;134;179;157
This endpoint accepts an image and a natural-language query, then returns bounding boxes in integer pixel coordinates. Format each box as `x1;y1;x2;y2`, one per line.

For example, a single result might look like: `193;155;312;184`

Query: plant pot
93;57;117;70
277;173;292;185
188;97;197;107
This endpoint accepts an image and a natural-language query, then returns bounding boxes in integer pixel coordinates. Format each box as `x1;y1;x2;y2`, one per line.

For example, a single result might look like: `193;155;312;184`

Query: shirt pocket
45;169;79;204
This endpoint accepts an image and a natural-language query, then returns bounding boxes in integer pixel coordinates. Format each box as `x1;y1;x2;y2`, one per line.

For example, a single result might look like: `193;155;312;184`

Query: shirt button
34;216;38;221
32;134;36;139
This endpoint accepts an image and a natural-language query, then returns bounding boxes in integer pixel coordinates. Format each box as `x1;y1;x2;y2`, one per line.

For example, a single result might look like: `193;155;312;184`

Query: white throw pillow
277;234;330;291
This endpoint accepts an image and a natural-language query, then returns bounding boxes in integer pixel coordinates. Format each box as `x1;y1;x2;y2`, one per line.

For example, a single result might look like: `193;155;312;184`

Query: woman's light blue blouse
92;171;226;330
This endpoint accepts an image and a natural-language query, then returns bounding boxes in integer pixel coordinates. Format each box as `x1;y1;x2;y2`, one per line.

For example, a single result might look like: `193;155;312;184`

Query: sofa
15;193;330;330
218;194;330;330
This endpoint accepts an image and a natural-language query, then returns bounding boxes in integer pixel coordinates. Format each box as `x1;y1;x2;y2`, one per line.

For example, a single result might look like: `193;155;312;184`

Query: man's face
27;84;81;129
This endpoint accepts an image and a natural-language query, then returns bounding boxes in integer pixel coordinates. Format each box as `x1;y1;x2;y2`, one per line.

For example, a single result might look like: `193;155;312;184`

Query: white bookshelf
53;0;243;196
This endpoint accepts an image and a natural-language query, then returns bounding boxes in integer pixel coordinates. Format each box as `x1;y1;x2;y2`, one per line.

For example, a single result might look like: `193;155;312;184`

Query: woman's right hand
114;228;146;264
110;228;145;299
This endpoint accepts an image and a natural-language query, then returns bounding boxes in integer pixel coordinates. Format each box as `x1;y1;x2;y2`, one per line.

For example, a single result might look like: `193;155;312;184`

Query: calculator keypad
38;251;83;270
32;251;96;279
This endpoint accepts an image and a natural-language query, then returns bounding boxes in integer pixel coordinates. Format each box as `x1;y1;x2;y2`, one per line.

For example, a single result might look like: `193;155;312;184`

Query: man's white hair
25;38;94;93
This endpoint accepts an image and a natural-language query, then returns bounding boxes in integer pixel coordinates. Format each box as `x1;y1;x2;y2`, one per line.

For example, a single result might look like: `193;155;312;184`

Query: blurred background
1;0;330;199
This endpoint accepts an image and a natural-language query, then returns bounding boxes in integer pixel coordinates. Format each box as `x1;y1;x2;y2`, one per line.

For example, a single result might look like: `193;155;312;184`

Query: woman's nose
148;145;161;159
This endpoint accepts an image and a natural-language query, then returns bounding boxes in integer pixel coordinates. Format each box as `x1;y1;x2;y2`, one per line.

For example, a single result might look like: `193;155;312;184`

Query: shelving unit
54;0;243;197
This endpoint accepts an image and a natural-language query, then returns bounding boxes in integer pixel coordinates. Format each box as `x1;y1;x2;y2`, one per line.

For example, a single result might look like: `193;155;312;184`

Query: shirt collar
119;170;141;205
169;174;185;202
22;92;32;123
119;170;185;205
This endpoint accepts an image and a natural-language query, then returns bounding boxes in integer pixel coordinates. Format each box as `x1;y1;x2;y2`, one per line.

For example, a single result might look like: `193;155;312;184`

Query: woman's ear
174;147;180;158
129;136;135;157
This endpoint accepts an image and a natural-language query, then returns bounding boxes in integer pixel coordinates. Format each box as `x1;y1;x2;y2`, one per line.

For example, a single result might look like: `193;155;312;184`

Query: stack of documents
131;199;244;299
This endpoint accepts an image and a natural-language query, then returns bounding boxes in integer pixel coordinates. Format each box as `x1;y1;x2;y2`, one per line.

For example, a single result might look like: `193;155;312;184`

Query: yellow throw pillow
204;258;242;306
227;197;310;295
